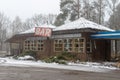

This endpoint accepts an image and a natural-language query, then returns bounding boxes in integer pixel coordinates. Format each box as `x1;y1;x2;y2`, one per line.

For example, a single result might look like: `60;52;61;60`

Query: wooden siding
7;29;111;61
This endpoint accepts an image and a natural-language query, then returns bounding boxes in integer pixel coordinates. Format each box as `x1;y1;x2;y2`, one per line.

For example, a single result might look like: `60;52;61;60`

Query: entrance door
92;40;111;61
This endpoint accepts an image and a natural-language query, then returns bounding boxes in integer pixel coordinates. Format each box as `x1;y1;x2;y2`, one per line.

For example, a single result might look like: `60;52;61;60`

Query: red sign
35;27;52;37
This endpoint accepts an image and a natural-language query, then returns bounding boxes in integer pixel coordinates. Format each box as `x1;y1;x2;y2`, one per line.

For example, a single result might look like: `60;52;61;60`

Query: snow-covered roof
54;17;114;31
20;18;114;34
20;24;56;34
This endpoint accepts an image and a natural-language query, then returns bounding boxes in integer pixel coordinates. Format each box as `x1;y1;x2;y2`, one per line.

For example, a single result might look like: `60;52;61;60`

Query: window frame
24;39;44;51
54;38;85;53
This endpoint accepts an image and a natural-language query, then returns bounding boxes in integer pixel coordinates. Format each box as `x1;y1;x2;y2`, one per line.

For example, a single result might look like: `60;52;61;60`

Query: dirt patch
63;70;80;75
113;62;120;68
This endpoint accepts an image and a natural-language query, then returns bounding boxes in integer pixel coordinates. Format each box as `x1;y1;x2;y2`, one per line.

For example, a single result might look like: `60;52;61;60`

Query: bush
60;52;77;61
43;52;78;64
19;50;37;59
44;56;60;63
44;57;67;65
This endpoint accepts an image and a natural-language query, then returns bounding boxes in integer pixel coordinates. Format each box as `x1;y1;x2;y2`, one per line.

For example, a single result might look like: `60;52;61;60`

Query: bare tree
11;16;23;35
92;0;107;24
107;0;119;29
109;3;120;29
23;18;34;30
24;14;57;28
32;14;48;26
0;12;10;50
73;0;81;19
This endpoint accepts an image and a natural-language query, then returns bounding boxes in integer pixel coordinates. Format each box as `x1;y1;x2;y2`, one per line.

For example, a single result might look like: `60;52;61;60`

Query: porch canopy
91;30;120;39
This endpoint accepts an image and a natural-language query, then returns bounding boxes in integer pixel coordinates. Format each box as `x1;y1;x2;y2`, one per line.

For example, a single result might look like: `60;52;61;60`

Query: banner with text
35;27;52;37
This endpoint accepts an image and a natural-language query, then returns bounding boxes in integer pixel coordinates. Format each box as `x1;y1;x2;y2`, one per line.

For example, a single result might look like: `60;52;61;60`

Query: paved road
0;66;120;80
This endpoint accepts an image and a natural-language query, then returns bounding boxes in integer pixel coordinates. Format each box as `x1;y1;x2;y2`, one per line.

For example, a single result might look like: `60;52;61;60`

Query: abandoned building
6;18;115;61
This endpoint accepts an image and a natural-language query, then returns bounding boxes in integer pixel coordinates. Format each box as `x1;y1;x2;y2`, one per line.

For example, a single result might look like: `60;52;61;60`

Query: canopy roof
54;17;114;31
91;31;120;39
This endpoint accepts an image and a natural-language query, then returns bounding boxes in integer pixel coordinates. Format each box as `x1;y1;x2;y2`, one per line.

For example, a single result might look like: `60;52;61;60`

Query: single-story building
6;18;114;61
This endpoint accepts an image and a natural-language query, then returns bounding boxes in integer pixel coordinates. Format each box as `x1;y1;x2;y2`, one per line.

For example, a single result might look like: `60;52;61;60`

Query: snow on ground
0;57;119;73
18;55;35;60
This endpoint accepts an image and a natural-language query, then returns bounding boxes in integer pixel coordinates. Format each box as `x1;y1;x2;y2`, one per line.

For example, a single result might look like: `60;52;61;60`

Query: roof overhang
91;31;120;39
6;33;34;43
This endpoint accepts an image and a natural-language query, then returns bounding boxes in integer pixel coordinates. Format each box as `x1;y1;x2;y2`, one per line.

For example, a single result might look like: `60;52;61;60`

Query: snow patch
18;55;34;60
0;57;119;73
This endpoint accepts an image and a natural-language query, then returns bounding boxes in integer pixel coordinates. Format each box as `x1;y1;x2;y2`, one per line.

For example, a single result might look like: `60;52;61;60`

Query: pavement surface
0;66;120;80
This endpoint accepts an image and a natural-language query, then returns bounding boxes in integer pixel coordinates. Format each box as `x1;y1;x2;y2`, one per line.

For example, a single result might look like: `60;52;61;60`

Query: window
54;38;85;53
37;40;44;51
86;40;92;53
30;41;34;50
54;39;63;52
24;40;44;51
24;40;29;50
74;38;85;53
63;39;73;52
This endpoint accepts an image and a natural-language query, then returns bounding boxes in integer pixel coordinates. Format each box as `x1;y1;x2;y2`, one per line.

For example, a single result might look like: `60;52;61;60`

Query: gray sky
0;0;60;21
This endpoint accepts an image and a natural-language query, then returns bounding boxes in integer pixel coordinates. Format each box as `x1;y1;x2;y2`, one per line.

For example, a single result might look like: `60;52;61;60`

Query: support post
115;40;117;58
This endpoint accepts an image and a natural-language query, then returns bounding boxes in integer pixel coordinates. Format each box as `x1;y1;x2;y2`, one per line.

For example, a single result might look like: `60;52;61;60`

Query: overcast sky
0;0;60;21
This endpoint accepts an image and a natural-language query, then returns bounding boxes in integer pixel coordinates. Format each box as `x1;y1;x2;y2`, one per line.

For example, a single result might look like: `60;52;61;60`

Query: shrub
60;52;77;61
19;50;37;59
43;52;78;64
44;56;59;63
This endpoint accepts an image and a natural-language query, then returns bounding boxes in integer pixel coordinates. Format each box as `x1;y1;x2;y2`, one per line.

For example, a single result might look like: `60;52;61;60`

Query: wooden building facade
6;18;114;61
